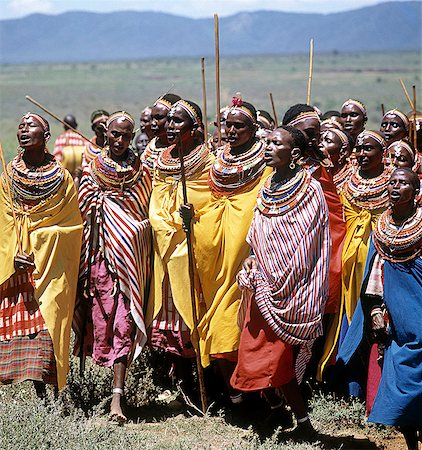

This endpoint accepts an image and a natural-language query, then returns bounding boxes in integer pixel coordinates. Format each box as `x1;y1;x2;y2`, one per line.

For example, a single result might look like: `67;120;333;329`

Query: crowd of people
0;91;421;448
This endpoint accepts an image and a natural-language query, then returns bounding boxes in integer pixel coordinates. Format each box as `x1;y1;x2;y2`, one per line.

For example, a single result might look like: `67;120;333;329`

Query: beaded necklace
8;151;64;202
374;206;422;262
256;169;311;216
84;138;102;166
209;140;266;195
343;165;394;210
141;137;166;173
333;163;352;192
91;147;143;190
155;143;209;180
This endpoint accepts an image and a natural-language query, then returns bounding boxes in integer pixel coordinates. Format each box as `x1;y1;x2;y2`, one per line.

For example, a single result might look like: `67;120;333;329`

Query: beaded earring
289;160;296;170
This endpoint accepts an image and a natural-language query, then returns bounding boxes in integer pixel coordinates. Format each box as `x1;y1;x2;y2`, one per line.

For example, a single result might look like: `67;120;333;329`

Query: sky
0;0;414;20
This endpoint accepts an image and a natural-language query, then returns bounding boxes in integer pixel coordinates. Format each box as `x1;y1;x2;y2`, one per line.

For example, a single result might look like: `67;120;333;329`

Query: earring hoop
289;161;296;170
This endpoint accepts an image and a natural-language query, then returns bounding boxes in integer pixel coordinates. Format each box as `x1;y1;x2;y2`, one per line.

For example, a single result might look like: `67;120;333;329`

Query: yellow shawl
146;153;214;345
0;170;83;389
194;168;271;366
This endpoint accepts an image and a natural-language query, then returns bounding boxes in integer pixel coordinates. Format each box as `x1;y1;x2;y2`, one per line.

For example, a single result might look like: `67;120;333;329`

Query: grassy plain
1;51;420;161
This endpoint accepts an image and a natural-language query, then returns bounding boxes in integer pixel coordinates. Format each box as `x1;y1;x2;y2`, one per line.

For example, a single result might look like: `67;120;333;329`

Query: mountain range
0;1;420;64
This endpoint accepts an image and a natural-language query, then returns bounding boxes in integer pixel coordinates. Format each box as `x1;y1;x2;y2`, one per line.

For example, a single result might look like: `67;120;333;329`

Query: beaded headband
321;118;343;130
387;140;415;161
154;97;173;110
341;99;367;118
173;99;201;126
92;114;109;125
288;110;320;127
21;112;49;132
328;128;350;150
107;111;135;129
356;130;387;151
228;94;256;124
256;111;272;129
384;109;410;131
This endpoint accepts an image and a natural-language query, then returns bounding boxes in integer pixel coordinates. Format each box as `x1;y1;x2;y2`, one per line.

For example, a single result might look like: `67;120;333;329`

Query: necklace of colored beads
91;147;143;190
155;143;209;180
343;165;394;210
141;137;166;173
84;137;102;166
374;206;422;262
8;151;64;202
333;164;352;193
209;140;266;194
256;169;311;216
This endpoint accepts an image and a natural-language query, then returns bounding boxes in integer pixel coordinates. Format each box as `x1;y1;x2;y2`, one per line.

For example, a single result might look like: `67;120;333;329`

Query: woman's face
319;130;342;164
225;109;256;149
386;143;414;169
106;118;134;161
264;128;295;170
293;116;320;154
340;104;365;137
387;170;418;209
166;105;194;145
380;113;408;144
355;135;384;173
17;115;46;151
150;103;169;139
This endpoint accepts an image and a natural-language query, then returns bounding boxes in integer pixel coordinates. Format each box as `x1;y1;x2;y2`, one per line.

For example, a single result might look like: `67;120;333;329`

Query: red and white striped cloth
53;130;87;161
237;177;331;345
75;165;152;361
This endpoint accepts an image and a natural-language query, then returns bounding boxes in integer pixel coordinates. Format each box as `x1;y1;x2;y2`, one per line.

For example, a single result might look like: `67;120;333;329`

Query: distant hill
0;1;420;64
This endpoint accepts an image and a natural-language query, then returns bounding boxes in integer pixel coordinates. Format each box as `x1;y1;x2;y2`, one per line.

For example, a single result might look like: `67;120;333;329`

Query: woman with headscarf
0;113;83;396
74;111;152;422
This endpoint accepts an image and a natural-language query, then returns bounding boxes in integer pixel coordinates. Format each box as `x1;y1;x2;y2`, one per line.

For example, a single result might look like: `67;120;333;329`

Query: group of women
0;93;421;448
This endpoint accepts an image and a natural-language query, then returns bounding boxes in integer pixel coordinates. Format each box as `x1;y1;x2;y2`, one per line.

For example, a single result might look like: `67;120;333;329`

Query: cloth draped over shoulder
0;169;83;389
237;174;331;346
145;147;215;356
74;158;152;362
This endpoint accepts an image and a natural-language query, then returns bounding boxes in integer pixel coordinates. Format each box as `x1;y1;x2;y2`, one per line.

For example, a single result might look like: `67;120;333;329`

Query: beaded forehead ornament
321;118;343;130
288;110;320;127
356;130;386;152
154;97;173;110
92;114;109;125
326;128;350;151
228;93;256;124
383;109;410;131
341;99;367;118
388;140;415;161
170;99;201;126
21;112;50;132
106;111;135;129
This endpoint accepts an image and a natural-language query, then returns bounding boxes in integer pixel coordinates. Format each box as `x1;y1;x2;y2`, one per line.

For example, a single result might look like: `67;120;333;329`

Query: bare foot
109;393;127;424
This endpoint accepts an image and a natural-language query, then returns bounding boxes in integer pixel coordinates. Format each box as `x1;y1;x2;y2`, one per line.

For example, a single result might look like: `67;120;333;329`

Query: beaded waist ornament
8;153;64;203
256;169;311;216
374;207;422;262
91;147;143;190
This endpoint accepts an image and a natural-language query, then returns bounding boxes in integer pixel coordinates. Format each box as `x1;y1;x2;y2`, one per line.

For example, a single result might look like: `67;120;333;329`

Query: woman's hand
14;252;35;274
179;203;194;232
242;256;257;274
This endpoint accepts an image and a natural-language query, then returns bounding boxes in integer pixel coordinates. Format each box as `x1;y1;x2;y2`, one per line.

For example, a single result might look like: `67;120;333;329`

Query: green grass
1;51;420;162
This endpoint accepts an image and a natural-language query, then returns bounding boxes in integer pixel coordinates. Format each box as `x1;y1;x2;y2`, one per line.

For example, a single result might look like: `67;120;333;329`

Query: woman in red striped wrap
74;111;152;422
231;126;331;436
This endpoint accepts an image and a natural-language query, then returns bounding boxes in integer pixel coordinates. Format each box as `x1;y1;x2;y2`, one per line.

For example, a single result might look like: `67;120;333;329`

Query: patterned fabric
53;130;87;161
0;272;45;341
237;174;331;345
0;329;57;385
82;137;102;168
75;154;152;362
141;137;164;174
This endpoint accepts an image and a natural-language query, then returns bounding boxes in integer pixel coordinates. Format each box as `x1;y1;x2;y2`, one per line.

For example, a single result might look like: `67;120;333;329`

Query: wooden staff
269;93;278;126
177;137;208;414
201;58;209;140
25;95;101;148
307;39;314;105
399;79;414;111
214;14;222;147
381;103;385;117
412;85;417;150
0;143;23;254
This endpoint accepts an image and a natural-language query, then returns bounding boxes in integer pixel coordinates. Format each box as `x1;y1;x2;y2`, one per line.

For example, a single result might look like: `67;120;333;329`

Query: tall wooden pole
201;58;209;140
412;85;417;150
0;143;23;254
307;39;314;105
399;79;414;111
381;103;385;117
25;95;101;148
269;93;278;126
214;14;222;147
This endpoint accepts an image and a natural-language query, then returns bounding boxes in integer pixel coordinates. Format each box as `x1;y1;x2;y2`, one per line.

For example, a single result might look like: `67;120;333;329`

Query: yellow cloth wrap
317;193;385;380
146;154;214;347
194;168;272;367
0;170;83;389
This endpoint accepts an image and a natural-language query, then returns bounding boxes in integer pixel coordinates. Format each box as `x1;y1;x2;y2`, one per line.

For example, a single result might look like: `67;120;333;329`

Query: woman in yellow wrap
0;113;83;396
194;96;271;405
146;99;214;396
319;130;393;391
